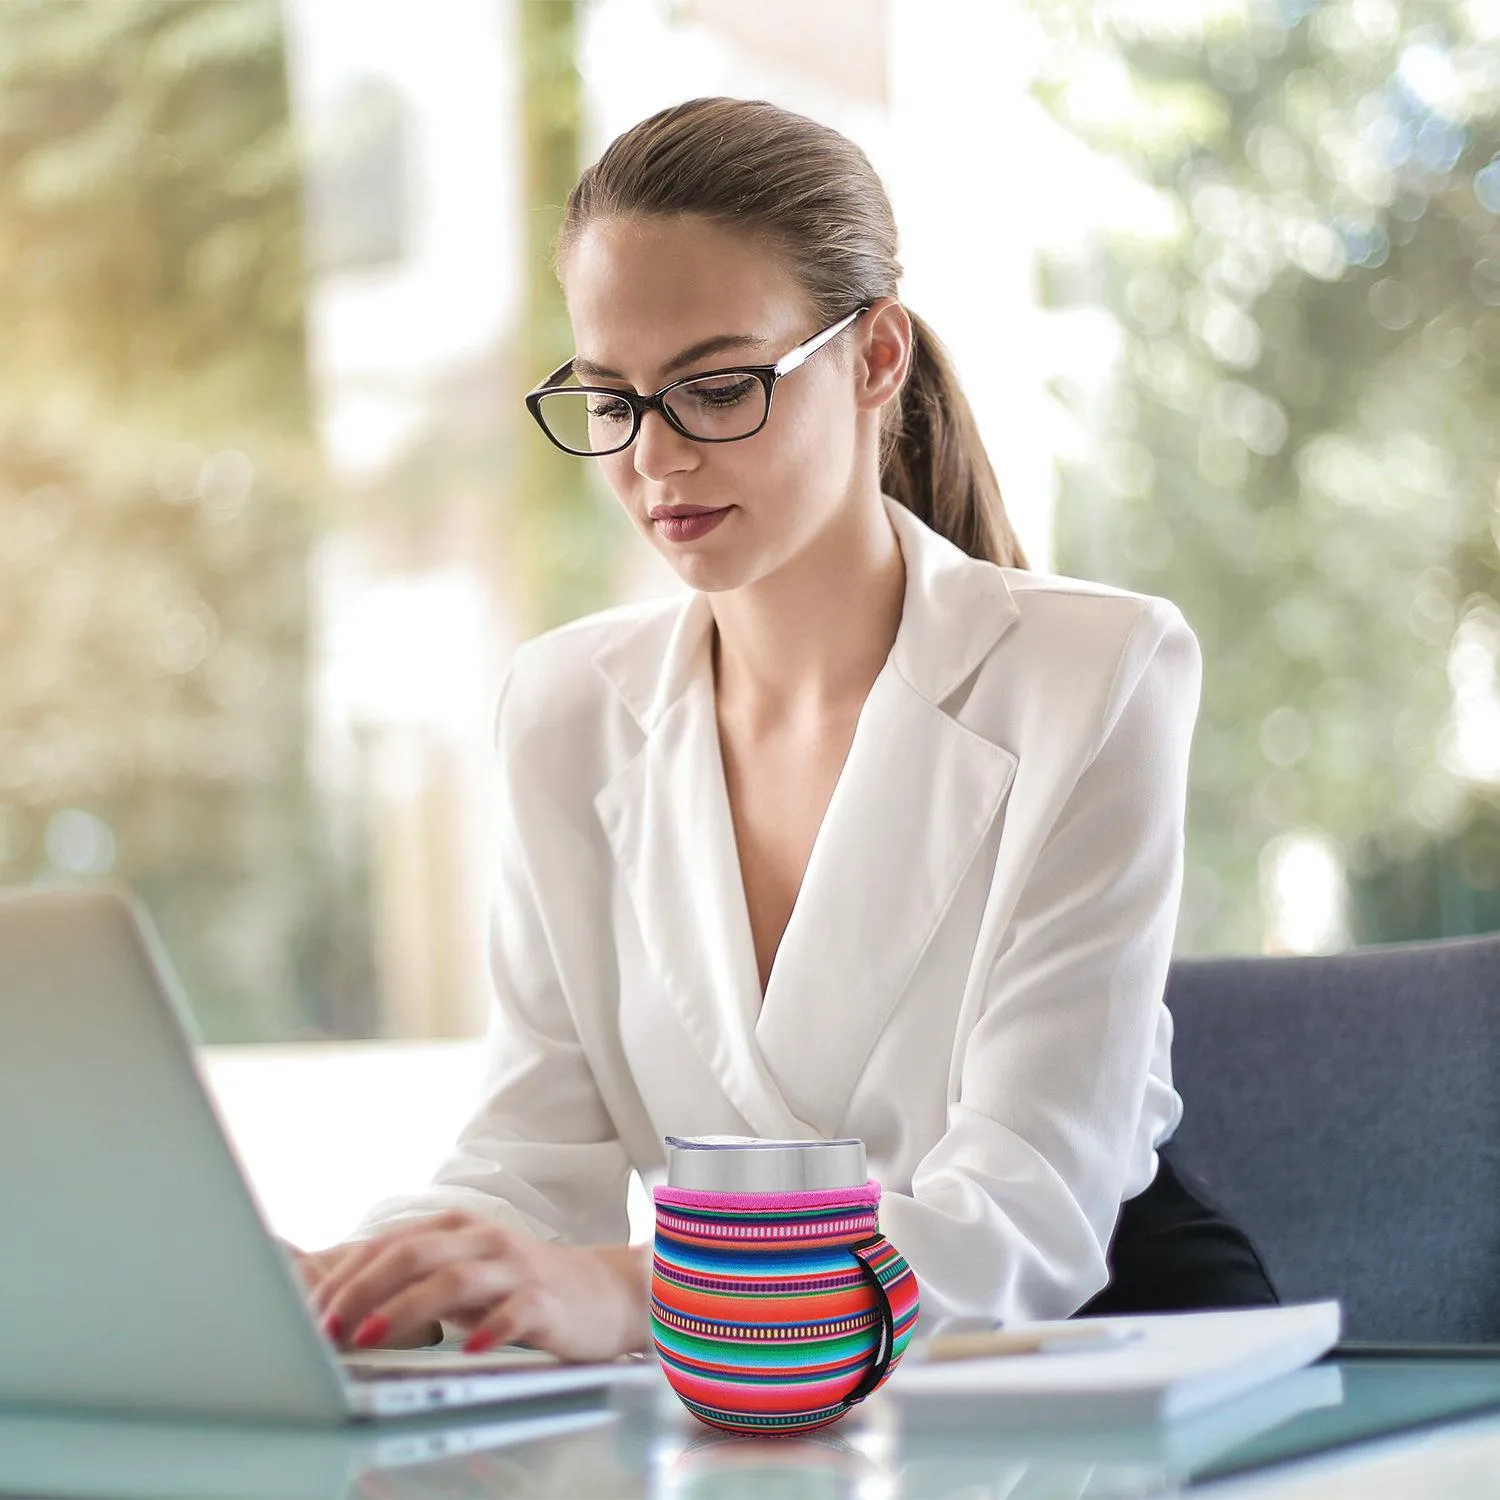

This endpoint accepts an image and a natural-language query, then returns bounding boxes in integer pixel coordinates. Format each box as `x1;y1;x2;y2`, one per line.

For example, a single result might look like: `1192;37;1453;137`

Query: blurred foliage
0;0;307;433
514;0;626;630
361;0;628;628
0;0;376;1039
1035;0;1500;951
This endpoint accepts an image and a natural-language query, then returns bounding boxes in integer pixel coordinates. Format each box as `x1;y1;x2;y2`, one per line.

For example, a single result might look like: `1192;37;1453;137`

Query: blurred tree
513;0;627;630
1034;0;1500;951
0;0;375;1039
338;0;629;632
0;0;308;432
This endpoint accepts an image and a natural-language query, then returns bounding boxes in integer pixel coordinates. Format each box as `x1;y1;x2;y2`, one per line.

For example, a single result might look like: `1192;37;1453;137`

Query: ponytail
881;312;1029;568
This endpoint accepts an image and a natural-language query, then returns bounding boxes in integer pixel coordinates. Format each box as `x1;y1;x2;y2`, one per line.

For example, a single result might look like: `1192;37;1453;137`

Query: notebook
889;1300;1342;1425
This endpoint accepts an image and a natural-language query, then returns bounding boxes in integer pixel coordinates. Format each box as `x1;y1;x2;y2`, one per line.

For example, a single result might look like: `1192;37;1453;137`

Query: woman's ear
854;298;913;413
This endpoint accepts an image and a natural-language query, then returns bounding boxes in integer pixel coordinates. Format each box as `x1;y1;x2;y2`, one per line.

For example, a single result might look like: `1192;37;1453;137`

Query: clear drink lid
663;1134;868;1192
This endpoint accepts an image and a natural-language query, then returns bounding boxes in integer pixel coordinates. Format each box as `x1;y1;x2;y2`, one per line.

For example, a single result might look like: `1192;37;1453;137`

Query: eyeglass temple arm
773;305;871;378
528;357;577;396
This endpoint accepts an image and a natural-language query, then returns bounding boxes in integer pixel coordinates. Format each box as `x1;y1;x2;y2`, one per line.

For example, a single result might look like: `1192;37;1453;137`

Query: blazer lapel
592;497;1025;1143
593;595;815;1140
753;666;1018;1137
755;499;1025;1136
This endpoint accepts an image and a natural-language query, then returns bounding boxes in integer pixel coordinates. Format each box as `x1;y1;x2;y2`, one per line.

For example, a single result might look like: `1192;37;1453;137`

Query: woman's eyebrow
572;331;770;384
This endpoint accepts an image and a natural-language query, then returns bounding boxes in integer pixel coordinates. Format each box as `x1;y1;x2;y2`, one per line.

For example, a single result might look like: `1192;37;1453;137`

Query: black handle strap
840;1232;903;1407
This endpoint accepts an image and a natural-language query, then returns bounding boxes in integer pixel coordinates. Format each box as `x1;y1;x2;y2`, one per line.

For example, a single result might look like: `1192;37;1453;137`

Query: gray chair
1164;932;1500;1343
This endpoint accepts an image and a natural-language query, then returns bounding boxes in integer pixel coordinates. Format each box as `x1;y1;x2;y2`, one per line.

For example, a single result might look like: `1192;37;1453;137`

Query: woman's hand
309;1211;652;1363
286;1242;358;1299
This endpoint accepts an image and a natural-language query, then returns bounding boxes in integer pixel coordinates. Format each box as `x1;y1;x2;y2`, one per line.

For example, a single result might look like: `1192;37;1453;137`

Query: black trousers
1076;1146;1279;1317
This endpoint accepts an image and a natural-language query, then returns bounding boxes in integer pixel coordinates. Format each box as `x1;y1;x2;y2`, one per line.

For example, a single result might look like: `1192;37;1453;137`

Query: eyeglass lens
535;372;769;454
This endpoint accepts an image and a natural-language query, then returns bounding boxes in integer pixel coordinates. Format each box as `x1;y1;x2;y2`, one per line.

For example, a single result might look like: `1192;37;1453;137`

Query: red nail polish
464;1329;496;1354
322;1313;343;1341
351;1315;390;1348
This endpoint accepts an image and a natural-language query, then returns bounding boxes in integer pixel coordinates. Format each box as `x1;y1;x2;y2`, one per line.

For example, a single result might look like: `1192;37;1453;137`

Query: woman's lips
649;506;731;543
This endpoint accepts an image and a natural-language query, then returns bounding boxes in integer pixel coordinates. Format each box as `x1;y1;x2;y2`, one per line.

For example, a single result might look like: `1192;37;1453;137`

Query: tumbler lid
663;1135;867;1193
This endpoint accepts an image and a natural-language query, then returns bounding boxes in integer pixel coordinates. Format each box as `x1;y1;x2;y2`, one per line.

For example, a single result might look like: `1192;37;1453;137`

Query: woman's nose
633;407;698;481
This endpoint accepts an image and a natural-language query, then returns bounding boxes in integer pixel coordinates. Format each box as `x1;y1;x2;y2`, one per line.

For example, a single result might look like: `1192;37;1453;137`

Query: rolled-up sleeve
878;600;1201;1328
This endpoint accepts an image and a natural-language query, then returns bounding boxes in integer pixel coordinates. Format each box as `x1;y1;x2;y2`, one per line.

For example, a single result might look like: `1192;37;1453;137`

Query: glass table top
2;1354;1499;1500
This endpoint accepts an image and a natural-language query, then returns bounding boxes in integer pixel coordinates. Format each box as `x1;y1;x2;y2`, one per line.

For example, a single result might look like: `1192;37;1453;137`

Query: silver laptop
0;885;652;1422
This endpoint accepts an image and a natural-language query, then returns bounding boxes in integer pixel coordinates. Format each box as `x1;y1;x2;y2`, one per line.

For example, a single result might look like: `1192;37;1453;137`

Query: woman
303;97;1274;1360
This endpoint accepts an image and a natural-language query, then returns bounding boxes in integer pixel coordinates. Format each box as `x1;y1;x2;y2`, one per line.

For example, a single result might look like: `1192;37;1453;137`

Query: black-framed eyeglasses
524;305;871;457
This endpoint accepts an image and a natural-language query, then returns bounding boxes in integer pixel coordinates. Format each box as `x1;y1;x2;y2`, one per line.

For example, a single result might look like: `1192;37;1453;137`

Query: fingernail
351;1315;390;1349
463;1329;497;1354
321;1313;343;1341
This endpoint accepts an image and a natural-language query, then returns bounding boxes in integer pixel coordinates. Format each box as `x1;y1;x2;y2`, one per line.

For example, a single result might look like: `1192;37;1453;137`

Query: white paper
891;1300;1343;1425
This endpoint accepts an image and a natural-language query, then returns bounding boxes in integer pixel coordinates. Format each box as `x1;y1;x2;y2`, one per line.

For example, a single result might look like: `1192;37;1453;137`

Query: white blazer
359;496;1202;1329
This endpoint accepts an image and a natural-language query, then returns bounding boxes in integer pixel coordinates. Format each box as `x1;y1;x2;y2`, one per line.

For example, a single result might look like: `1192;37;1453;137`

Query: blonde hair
554;97;1028;569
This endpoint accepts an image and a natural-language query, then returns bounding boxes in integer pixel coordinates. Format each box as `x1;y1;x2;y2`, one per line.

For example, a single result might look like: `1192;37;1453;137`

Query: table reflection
4;1359;1500;1500
651;1423;885;1500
